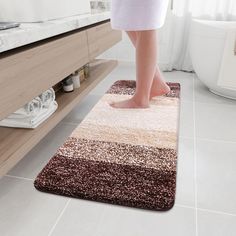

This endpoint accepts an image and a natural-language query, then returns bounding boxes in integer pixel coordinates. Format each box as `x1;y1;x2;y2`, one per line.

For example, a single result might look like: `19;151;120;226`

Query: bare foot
109;96;149;109
150;79;171;99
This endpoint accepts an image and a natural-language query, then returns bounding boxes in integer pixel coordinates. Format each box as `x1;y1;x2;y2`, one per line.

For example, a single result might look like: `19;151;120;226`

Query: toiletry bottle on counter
61;76;74;92
71;71;81;89
79;67;86;83
84;63;90;78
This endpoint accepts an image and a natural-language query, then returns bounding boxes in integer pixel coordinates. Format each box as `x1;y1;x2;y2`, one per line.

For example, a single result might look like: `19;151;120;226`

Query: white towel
111;0;169;31
0;101;58;129
39;88;56;108
13;97;43;118
9;88;56;119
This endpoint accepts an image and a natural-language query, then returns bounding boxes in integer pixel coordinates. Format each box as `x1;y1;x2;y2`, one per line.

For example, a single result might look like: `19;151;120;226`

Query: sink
0;0;91;23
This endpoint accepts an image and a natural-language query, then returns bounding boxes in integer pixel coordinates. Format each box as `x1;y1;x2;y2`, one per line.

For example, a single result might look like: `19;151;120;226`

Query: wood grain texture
0;59;118;177
0;20;122;177
0;21;122;120
87;21;122;60
0;30;89;120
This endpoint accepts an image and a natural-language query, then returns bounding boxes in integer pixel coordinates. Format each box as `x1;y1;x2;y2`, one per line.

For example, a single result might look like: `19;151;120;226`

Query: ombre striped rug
34;80;181;211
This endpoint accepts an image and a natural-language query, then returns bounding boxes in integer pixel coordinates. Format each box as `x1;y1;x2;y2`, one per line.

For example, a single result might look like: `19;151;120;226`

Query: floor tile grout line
196;137;236;144
197;207;236;217
4;171;236;218
176;204;236;217
5;171;236;219
47;199;71;236
4;172;236;218
193;74;198;236
193;99;236;107
175;204;195;210
179;135;194;140
5;174;33;181
180;135;236;145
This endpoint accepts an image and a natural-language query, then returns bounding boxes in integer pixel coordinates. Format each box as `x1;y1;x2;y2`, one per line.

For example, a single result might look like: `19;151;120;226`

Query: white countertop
0;11;111;53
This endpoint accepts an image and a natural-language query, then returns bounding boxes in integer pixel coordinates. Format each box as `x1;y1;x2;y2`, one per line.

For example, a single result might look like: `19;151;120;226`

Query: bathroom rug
34;80;181;211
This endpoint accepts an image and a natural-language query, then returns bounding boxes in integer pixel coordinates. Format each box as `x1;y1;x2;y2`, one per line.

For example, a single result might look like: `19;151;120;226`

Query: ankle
132;94;150;106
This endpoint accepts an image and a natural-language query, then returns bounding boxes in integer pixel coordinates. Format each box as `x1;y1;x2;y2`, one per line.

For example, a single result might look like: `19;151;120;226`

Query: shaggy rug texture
34;80;181;211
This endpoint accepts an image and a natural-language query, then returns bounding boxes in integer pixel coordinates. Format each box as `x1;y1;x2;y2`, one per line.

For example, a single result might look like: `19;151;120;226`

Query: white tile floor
1;62;236;236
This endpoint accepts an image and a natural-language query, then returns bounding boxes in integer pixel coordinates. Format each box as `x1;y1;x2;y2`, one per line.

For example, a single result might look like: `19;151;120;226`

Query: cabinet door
0;30;89;120
86;21;122;60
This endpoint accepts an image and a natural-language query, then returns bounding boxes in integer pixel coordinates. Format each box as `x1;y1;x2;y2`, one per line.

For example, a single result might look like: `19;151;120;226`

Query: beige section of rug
70;93;179;149
55;137;177;170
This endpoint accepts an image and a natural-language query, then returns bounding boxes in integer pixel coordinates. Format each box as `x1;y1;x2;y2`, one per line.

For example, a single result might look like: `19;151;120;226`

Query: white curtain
163;0;236;71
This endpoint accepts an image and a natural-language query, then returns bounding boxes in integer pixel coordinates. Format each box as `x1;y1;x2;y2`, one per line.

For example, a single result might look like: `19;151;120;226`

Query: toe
109;102;116;108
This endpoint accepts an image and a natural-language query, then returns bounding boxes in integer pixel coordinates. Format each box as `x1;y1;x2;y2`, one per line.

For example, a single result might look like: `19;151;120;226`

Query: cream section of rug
70;93;179;149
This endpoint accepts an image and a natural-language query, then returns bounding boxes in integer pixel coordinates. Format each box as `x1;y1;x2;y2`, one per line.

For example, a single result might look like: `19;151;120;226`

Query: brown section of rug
34;80;181;211
106;80;180;98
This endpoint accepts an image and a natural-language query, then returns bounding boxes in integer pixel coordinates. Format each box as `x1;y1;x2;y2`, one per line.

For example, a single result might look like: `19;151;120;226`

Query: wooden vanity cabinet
87;21;121;60
0;20;122;177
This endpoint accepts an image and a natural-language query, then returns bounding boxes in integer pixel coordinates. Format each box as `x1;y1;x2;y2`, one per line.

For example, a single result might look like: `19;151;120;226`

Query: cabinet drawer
0;30;89;120
86;21;122;60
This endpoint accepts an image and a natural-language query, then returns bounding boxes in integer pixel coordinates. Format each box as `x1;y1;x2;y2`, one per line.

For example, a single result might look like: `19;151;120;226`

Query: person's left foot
109;96;149;109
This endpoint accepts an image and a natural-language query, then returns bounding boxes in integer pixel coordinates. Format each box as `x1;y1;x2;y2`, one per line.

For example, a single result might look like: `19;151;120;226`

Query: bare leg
126;31;170;99
110;30;158;109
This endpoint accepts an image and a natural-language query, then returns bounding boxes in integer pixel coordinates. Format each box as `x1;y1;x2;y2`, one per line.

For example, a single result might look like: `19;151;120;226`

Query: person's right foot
149;78;171;99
